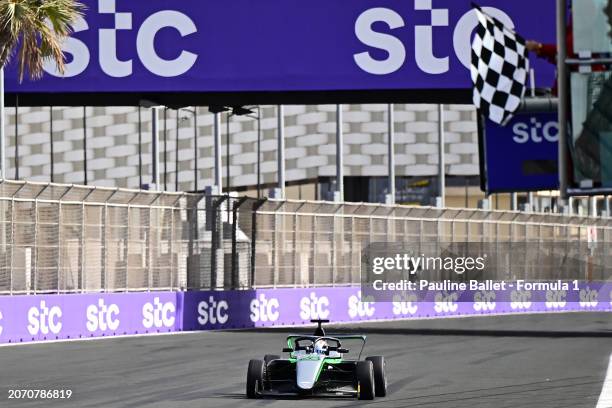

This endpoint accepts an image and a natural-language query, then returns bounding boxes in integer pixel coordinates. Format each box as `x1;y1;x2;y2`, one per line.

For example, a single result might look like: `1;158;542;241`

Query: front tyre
246;359;265;398
264;354;280;365
366;356;387;397
356;360;375;400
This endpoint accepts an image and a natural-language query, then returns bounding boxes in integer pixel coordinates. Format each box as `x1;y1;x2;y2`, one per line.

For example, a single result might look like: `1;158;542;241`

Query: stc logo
434;292;458;313
44;0;197;78
28;301;62;335
510;290;532;310
579;288;598;308
545;290;567;309
392;294;418;316
250;294;279;323
300;293;330;320
473;291;496;312
197;296;229;325
512;118;559;144
348;291;375;319
354;2;514;75
86;299;120;332
142;297;176;329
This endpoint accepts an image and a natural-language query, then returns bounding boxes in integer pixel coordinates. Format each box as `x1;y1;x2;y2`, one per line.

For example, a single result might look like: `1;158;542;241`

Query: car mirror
282;347;293;353
337;348;349;354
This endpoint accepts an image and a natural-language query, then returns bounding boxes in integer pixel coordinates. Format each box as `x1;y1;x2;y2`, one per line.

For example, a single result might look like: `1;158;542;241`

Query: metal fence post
103;203;108;292
125;205;131;291
293;206;299;287
249;198;267;288
33;199;38;294
310;214;316;287
350;216;356;285
81;202;85;292
211;195;228;289
231;196;249;289
273;208;279;288
147;207;152;291
331;209;336;287
9;197;14;295
58;201;62;292
169;207;174;291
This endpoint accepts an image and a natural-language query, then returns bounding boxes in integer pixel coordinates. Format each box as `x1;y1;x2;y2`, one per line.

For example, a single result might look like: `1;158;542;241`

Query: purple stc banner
483;112;559;193
6;0;556;94
0;283;611;344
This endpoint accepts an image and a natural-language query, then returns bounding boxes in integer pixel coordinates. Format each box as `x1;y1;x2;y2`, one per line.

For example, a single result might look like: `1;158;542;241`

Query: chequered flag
470;5;529;126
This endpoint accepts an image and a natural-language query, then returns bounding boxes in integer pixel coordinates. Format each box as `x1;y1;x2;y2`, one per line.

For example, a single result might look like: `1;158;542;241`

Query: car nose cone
296;358;324;390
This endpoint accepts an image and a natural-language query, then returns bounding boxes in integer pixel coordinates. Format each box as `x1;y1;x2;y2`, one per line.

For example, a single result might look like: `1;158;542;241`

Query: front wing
261;360;358;397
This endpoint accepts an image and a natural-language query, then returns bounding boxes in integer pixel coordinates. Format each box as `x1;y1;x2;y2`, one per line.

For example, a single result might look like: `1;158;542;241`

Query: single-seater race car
246;319;387;399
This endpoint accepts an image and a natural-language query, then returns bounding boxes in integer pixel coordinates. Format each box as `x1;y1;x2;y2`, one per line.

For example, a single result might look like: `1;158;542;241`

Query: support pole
335;104;344;202
257;107;262;199
226;112;230;193
163;107;168;190
83;107;88;185
138;107;142;188
511;192;518;211
151;107;159;189
590;196;598;217
437;104;445;208
250;198;267;287
387;104;395;204
175;110;179;191
14;95;18;180
214;113;222;194
50;106;54;182
194;107;198;192
277;105;285;198
556;0;569;202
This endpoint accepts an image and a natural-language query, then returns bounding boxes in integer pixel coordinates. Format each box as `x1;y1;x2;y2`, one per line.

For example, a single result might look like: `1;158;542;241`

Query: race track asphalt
1;312;612;408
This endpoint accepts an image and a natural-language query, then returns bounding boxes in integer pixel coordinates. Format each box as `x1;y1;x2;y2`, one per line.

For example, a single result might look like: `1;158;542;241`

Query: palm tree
0;0;84;81
0;0;83;180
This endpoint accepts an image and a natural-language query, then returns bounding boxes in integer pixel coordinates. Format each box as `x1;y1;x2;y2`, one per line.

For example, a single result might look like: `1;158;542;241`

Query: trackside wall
0;285;610;344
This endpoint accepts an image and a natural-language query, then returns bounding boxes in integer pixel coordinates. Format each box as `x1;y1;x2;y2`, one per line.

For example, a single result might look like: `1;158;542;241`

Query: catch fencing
0;180;200;294
0;180;611;294
253;200;612;287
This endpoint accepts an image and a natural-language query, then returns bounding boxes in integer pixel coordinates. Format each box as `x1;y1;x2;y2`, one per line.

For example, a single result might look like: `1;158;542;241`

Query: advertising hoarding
481;112;559;193
4;0;556;105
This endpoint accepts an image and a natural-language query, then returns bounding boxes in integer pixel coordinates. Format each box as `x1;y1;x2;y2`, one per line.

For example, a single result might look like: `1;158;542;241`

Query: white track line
596;354;612;408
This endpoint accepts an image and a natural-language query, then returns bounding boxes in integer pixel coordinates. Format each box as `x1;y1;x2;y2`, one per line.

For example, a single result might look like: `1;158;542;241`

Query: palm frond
0;0;85;81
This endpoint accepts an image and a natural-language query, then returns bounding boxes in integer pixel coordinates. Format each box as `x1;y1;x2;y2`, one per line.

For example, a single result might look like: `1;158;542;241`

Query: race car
246;319;387;399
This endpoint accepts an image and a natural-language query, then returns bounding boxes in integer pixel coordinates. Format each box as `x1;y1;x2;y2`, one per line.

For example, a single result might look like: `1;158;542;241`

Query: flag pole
556;0;569;202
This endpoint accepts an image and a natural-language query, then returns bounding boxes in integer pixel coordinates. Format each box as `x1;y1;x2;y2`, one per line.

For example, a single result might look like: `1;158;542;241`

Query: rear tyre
264;354;280;365
246;359;265;399
356;360;375;400
366;356;387;397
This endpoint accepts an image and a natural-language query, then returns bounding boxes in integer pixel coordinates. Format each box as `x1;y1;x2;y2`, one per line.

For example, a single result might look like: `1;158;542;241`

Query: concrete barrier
0;284;611;344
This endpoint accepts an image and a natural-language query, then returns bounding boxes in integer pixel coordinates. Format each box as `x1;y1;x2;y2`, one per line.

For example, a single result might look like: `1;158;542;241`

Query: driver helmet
314;340;328;355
